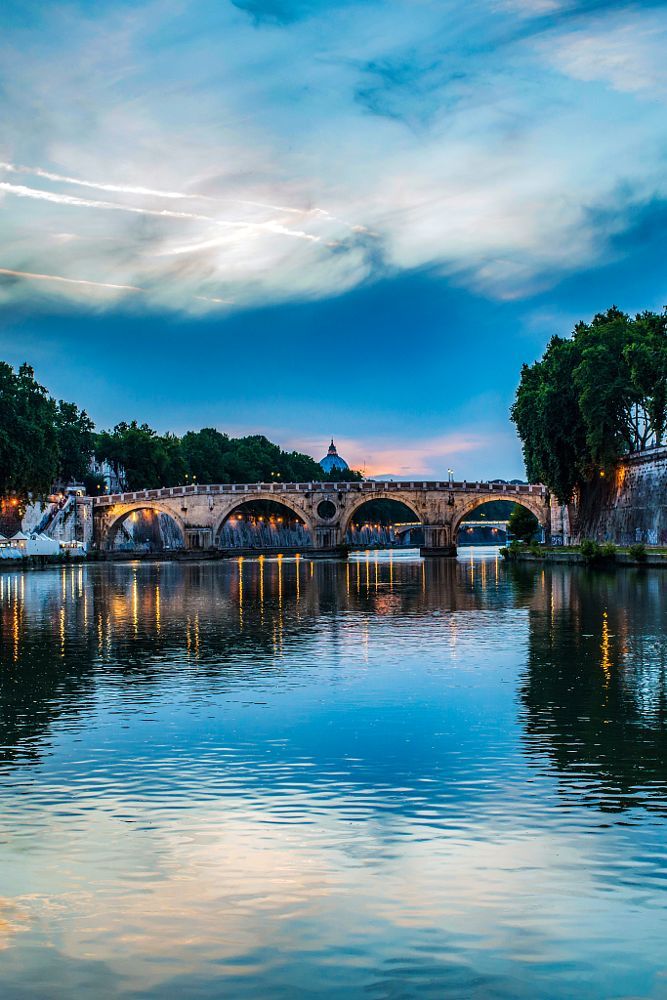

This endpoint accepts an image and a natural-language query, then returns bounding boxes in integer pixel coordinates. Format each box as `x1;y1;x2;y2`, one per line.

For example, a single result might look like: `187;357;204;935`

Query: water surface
1;550;666;998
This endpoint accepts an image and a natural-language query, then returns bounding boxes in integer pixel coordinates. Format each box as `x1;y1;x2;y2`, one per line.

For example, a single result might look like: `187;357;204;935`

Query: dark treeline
0;362;361;502
512;306;667;502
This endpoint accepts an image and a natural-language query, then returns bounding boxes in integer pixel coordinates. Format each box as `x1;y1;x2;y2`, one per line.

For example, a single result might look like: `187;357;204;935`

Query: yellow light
600;470;606;478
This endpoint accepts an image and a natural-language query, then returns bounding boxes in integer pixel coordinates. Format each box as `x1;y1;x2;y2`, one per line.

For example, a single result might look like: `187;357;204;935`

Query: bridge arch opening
455;498;540;547
106;506;185;552
345;498;423;549
216;499;313;550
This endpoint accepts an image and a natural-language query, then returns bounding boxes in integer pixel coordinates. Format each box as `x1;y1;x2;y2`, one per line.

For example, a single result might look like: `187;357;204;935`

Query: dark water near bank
1;550;666;999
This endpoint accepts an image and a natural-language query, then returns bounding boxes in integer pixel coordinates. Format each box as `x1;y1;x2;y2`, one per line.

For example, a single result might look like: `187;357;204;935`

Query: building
319;439;349;475
89;457;125;494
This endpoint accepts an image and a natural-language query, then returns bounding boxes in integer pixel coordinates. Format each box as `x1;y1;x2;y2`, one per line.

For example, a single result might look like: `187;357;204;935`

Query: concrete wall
574;446;667;545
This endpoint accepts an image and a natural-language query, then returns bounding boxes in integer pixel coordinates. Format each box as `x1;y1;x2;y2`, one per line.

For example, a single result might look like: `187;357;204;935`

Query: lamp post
447;468;454;484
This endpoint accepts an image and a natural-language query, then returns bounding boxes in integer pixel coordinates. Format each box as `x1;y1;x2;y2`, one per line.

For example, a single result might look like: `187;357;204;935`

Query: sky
0;0;666;480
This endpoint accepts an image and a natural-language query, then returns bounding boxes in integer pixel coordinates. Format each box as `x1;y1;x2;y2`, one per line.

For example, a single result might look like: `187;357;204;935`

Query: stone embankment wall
563;446;667;546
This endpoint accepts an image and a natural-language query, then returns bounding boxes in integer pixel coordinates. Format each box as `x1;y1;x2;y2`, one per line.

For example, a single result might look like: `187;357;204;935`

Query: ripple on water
0;554;666;997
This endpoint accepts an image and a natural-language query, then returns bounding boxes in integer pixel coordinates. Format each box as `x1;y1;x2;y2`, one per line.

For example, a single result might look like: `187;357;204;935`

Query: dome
319;438;349;474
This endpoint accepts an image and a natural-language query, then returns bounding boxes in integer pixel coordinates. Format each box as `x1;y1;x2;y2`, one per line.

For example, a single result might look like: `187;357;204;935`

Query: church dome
319;438;349;474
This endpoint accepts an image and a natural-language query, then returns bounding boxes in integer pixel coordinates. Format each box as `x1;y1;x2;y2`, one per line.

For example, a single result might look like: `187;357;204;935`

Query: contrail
0;267;234;306
194;294;234;305
0;160;343;222
0;266;143;292
0;160;201;201
0;181;320;242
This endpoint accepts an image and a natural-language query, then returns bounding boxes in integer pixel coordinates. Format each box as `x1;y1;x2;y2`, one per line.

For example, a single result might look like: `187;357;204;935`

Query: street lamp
447;468;454;484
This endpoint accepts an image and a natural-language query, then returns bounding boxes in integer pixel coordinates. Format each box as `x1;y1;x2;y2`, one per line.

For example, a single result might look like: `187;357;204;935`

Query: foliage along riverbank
501;539;667;568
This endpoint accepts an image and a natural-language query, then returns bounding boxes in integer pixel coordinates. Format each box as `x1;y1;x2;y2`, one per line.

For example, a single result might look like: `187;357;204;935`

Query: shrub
628;542;647;562
579;539;601;561
500;541;524;560
580;539;616;563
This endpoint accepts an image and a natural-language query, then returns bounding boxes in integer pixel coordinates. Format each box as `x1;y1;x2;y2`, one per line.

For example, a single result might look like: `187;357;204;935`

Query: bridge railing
93;480;547;506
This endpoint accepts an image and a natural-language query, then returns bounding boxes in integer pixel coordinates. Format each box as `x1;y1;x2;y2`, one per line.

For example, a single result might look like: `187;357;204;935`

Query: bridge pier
421;544;457;557
420;525;456;558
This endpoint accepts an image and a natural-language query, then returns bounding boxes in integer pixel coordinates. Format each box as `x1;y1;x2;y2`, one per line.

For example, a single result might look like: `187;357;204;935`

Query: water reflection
519;564;667;814
0;552;666;998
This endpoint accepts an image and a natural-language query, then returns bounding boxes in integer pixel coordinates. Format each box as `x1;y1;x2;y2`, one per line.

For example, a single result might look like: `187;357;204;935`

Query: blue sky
0;0;665;478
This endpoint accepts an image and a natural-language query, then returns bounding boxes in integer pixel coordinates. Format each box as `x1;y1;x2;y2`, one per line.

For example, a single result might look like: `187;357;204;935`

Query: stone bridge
93;480;549;556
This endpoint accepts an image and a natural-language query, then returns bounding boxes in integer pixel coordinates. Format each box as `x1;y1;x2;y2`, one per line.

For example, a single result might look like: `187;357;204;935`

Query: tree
508;505;538;542
95;422;186;491
181;428;231;483
511;306;667;502
55;400;95;485
625;310;667;448
0;362;59;501
512;336;588;503
573;307;667;465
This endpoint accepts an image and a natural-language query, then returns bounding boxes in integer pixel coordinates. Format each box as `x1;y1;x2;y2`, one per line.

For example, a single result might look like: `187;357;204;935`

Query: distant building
319;439;349;475
89;457;125;494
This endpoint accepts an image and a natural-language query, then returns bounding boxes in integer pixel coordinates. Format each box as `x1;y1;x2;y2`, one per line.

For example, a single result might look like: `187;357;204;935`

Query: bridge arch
102;502;187;551
212;493;315;547
340;493;423;538
452;494;547;540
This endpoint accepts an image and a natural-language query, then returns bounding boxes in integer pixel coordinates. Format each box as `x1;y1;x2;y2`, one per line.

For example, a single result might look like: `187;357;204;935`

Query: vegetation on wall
511;307;667;503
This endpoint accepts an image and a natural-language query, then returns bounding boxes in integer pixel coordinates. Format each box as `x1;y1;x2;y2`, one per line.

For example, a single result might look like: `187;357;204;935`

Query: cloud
543;9;667;96
0;0;665;314
291;429;517;479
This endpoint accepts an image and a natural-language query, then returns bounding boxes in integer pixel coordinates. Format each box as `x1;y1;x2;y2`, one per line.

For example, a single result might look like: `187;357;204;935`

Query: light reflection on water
0;549;666;998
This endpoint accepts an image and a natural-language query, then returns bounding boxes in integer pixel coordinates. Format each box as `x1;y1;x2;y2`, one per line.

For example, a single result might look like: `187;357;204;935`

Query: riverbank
502;542;667;568
0;552;87;571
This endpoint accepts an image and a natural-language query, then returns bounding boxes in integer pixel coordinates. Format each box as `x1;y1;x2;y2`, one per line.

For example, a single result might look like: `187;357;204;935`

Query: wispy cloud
543;9;667;96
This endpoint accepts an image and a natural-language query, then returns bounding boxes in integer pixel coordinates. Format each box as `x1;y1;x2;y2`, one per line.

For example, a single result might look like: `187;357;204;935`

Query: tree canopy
0;361;363;499
0;363;59;501
512;307;667;503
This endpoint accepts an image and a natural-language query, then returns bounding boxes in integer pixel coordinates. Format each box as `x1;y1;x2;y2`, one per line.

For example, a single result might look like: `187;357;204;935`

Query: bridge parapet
94;480;547;507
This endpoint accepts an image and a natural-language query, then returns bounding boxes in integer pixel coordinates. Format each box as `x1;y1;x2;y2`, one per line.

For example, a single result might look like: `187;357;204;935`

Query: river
1;549;666;998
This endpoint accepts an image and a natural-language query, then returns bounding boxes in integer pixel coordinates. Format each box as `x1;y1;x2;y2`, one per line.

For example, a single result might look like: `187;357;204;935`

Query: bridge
93;480;549;556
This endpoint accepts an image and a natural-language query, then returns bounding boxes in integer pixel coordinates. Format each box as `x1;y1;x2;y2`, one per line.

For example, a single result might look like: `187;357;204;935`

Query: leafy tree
95;422;186;491
512;306;667;502
181;428;231;483
508;505;538;542
55;400;95;485
624;310;667;448
512;336;588;503
83;472;106;496
322;466;363;483
0;362;59;501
